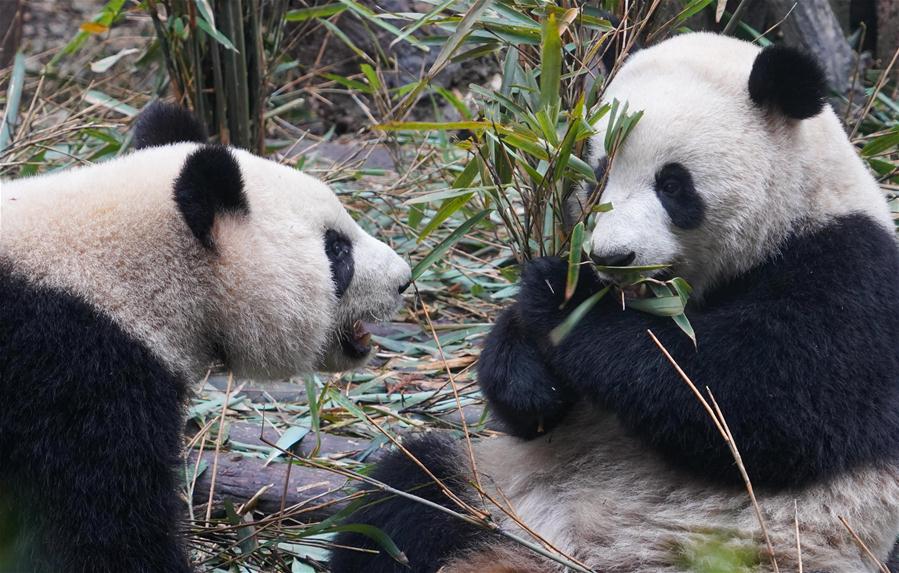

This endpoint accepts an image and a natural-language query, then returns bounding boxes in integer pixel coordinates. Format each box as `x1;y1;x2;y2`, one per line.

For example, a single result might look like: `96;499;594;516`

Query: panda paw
516;256;602;335
478;307;575;438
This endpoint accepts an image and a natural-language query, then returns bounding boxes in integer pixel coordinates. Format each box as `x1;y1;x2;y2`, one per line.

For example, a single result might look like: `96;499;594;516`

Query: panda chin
317;320;377;372
340;320;374;360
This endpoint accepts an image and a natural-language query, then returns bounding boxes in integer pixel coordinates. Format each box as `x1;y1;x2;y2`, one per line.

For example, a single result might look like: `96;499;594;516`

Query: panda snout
398;280;411;294
591;251;636;267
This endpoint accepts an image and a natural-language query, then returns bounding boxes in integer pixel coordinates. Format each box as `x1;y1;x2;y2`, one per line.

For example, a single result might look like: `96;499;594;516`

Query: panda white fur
330;34;899;573
0;102;411;572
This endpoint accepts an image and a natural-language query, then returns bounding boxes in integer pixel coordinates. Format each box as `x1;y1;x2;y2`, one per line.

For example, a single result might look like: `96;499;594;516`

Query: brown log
189;423;375;517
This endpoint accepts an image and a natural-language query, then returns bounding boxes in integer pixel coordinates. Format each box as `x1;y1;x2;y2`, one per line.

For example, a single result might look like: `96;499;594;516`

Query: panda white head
580;33;891;297
4;103;411;379
127;105;414;377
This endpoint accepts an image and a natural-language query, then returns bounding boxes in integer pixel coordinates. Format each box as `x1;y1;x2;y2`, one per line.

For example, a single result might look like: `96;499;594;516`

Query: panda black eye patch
324;229;354;298
654;162;705;230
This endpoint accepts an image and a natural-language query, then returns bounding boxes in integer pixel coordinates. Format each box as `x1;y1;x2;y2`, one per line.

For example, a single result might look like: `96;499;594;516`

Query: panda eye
660;177;682;196
324;229;355;298
325;229;351;259
655;163;692;197
653;162;705;230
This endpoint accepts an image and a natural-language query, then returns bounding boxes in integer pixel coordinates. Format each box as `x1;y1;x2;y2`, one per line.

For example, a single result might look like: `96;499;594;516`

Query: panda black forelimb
329;433;490;573
481;214;899;488
477;309;577;438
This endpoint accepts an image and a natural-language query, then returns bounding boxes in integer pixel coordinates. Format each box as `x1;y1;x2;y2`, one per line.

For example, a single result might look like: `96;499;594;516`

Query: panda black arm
517;215;899;487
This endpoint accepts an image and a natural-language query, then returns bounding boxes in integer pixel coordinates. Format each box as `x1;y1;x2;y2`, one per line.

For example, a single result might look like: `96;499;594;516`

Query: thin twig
647;330;779;573
205;372;234;523
413;283;485;499
837;516;891;573
794;500;803;573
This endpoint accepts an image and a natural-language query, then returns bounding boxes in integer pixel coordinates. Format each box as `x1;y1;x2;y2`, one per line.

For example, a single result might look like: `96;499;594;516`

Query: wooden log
189;424;375;517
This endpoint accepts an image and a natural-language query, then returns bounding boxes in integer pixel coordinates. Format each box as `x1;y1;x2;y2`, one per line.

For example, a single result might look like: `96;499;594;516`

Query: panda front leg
477;257;606;438
477;307;577;438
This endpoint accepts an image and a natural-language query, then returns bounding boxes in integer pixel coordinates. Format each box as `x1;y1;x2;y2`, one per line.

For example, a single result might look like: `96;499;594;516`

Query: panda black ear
748;45;827;120
173;145;248;249
133;101;207;150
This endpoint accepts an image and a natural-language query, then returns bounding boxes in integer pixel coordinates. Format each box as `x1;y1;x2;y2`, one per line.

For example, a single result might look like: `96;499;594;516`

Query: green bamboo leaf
322;73;373;93
376;120;493;132
539;11;562;114
450;42;502;64
418;192;475;242
433;86;473;120
676;0;714;22
669;277;693;306
861;128;899;157
672;312;697;347
337;0;428;51
627;295;685;316
0;52;26;154
593;263;670;272
360;64;381;91
403;187;476;206
50;0;126;66
85;90;139;117
319;18;370;61
284;3;347;21
550;286;611;345
452;157;480;188
554;105;583;181
321;524;408;565
426;0;491;75
564;222;585;302
390;0;456;47
412;209;491;280
195;17;238;51
264;422;310;464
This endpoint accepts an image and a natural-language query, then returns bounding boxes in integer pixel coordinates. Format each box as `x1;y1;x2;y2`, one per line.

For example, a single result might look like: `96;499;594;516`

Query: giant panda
329;33;899;573
0;102;411;573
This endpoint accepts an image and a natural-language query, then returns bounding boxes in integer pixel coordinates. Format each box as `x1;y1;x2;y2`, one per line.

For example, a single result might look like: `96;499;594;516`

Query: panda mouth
340;320;374;359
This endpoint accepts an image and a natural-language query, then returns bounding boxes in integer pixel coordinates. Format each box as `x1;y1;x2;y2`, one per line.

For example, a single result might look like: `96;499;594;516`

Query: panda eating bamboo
330;33;899;573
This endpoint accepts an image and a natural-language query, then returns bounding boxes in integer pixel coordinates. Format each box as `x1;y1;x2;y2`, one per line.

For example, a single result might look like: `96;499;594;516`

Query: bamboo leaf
284;4;347;21
90;47;139;73
360;64;381;91
550;286;610;345
672;312;697;347
336;0;428;51
418;193;475;242
861;127;899;157
539;11;561;115
427;0;492;75
564;222;585;303
320;524;408;565
85;90;139;117
626;295;685;316
196;17;237;52
0;52;26;154
412;209;491;280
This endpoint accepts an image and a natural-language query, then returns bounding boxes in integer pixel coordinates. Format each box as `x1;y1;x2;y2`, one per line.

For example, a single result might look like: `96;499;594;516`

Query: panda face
209;149;411;378
580;33;890;296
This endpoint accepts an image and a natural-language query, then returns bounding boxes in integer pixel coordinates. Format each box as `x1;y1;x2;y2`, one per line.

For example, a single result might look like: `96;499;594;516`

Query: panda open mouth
340;320;375;359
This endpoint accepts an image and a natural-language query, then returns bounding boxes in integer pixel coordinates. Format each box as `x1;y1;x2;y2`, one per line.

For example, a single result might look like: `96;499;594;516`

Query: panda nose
591;251;636;267
398;280;411;294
